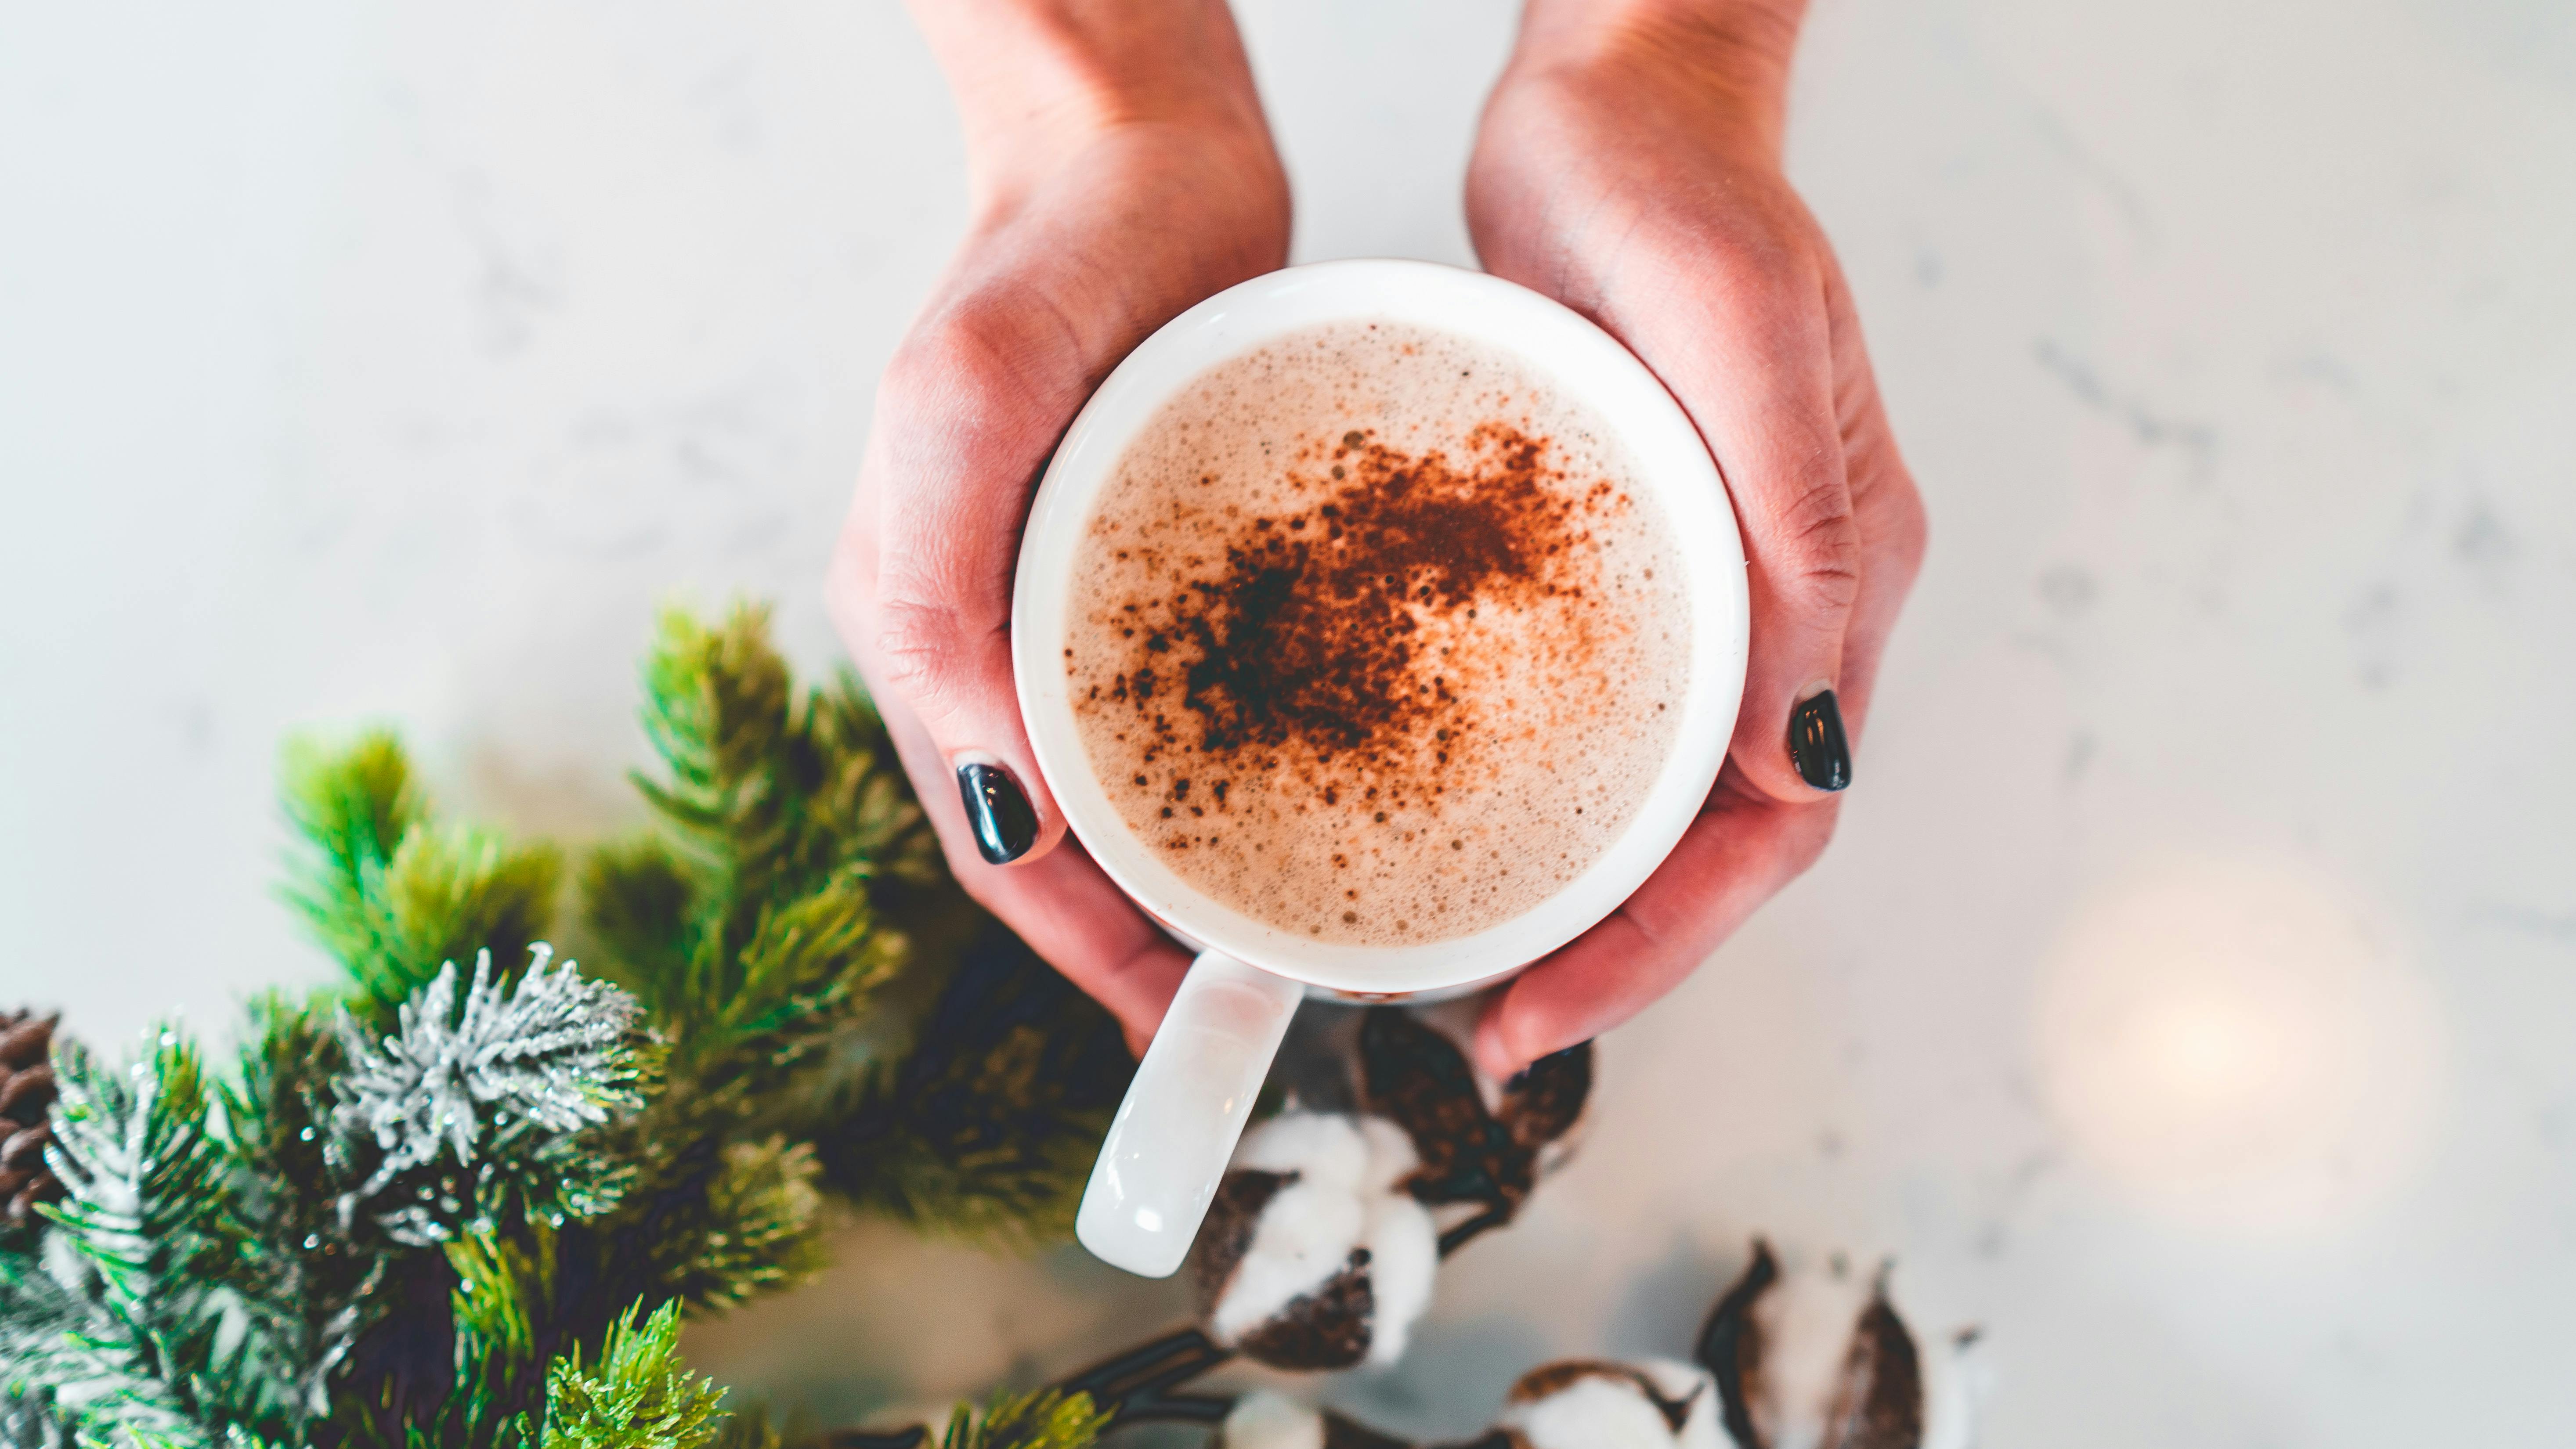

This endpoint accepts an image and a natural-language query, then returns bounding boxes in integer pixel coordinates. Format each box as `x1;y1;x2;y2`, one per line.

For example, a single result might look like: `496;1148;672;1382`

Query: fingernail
1787;687;1851;792
956;760;1038;864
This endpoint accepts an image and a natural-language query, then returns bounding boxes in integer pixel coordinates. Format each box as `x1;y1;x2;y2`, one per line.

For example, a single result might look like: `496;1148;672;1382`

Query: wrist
1506;0;1805;156
908;0;1278;205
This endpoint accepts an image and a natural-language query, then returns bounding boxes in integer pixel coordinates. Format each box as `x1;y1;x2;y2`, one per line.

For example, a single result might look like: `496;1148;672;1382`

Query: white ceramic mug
1010;259;1749;1277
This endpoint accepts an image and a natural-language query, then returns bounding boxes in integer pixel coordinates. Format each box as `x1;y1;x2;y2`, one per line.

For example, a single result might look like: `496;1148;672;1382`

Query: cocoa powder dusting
1098;424;1608;804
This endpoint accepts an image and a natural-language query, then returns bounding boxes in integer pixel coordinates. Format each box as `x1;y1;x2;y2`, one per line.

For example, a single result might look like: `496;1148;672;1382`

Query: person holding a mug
825;0;1929;1272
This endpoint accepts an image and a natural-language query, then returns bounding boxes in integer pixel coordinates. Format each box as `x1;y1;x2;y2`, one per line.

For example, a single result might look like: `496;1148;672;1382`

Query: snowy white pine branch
332;945;644;1242
17;1049;221;1449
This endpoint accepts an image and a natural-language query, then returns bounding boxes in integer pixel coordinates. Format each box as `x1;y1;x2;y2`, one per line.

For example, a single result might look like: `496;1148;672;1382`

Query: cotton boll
1500;1375;1673;1449
1223;1391;1327;1449
1917;1329;1985;1449
1746;1261;1877;1449
1354;1116;1419;1198
1496;1359;1719;1449
1349;1114;1437;1366
1355;1189;1436;1364
1210;1174;1369;1342
1194;1112;1439;1370
1207;1113;1380;1342
1238;1110;1377;1182
1695;1241;1982;1449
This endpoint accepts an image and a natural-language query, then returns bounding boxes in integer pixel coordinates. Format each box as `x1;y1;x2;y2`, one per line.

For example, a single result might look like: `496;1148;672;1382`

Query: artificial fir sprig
0;602;1177;1449
587;604;939;1096
282;733;562;1022
9;1030;336;1448
936;1390;1113;1449
331;947;648;1246
580;604;1127;1242
812;923;1134;1245
217;995;391;1430
526;1301;726;1449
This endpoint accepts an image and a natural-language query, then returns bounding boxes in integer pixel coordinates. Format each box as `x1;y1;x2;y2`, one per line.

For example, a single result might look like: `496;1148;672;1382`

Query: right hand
826;0;1290;1049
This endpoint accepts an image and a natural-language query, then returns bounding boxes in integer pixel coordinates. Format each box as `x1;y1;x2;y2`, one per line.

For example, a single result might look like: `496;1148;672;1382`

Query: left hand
1462;0;1929;1078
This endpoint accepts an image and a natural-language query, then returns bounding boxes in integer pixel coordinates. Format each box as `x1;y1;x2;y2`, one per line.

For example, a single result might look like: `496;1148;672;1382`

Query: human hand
827;0;1289;1049
1463;0;1929;1077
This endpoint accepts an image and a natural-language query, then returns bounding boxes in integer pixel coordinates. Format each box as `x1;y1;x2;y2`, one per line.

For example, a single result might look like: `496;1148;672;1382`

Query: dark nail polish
1787;689;1851;792
957;761;1038;864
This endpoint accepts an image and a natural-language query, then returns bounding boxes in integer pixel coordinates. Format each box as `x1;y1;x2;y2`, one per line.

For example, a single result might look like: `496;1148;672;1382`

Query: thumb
1617;278;1858;803
834;296;1089;866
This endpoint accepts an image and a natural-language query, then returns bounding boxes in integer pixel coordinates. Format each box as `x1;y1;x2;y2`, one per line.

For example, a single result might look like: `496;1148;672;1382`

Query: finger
1817;269;1929;740
830;151;1287;872
828;284;1096;872
1462;268;1922;1080
1471;781;1837;1078
1615;253;1861;804
872;670;1193;1046
1479;198;1863;805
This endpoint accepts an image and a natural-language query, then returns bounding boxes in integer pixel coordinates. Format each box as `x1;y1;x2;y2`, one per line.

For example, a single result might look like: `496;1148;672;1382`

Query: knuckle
887;289;1076;424
1846;425;1928;591
869;592;974;709
1763;465;1864;612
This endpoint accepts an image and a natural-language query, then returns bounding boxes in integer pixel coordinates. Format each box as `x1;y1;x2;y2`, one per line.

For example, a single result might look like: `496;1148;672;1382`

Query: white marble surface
5;0;2574;1442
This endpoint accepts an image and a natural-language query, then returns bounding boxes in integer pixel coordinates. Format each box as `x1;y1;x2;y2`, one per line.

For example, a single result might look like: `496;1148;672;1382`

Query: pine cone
0;1009;64;1228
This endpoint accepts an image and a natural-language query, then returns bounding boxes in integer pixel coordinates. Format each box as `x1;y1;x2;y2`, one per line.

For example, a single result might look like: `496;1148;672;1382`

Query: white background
4;1;2573;1442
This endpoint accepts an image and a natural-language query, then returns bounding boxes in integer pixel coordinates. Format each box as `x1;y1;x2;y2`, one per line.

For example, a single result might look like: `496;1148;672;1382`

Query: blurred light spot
2035;853;2441;1232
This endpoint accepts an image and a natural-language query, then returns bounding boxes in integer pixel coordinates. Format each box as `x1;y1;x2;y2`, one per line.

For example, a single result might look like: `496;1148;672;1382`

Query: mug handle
1075;949;1304;1277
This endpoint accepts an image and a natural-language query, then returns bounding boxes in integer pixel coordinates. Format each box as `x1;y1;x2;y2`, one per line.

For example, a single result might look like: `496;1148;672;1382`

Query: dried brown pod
0;1009;64;1230
1355;1007;1593;1217
1501;1044;1593;1158
1693;1240;1979;1449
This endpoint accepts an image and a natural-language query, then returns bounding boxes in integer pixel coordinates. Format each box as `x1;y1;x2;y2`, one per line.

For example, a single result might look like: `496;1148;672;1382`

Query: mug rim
1011;258;1748;997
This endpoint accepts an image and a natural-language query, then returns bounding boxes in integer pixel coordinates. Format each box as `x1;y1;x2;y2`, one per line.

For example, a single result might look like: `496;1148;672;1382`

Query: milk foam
1065;321;1689;948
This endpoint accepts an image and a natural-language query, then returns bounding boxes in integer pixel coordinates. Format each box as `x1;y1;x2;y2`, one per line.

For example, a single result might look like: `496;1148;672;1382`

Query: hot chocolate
1063;320;1688;947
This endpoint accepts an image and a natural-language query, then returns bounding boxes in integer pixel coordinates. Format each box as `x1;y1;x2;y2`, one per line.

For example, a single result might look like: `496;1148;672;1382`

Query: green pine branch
0;1379;70;1449
12;599;1153;1449
529;1301;726;1449
28;1032;335;1448
669;1139;824;1312
41;1036;219;1322
584;605;942;1097
212;994;384;1420
282;732;562;1021
814;928;1131;1246
937;1390;1110;1449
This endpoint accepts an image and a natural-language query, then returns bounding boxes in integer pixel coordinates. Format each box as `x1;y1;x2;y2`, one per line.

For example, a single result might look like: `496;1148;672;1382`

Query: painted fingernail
1787;688;1851;792
956;760;1038;864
